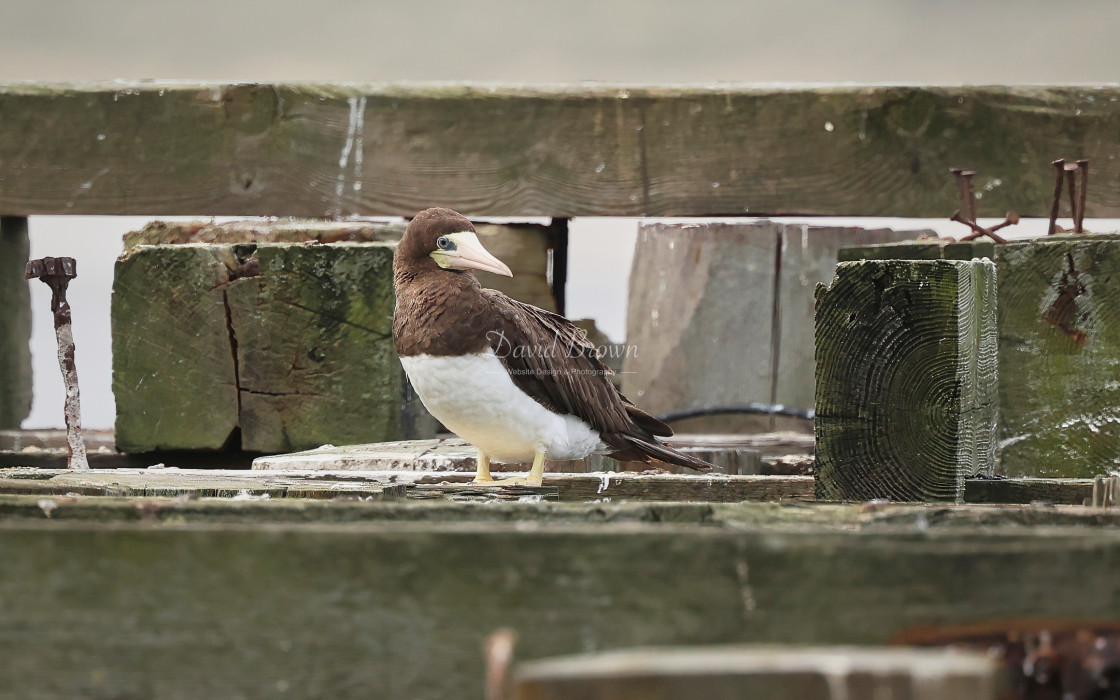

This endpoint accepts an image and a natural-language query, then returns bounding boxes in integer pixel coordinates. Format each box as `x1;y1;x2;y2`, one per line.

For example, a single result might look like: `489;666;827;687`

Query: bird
392;207;714;486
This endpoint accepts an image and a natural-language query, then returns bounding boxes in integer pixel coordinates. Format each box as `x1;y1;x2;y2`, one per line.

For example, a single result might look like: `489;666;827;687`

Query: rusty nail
1048;159;1065;235
961;170;977;223
1077;159;1089;233
950;211;1010;244
949;168;971;214
24;256;89;470
1065;163;1080;234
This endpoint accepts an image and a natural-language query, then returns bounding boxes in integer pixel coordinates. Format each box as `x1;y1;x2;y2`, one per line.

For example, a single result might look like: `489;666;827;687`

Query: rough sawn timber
3;84;1120;217
512;646;1000;700
112;242;435;453
815;259;999;502
840;235;1120;478
622;221;929;431
1;518;1118;699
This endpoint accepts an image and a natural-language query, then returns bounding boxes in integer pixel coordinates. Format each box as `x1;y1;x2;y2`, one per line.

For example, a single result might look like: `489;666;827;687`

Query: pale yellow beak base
431;231;513;277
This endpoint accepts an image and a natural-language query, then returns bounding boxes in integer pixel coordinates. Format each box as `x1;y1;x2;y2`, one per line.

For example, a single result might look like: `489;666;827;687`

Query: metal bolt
1077;159;1090;233
25;256;88;470
1048;159;1065;235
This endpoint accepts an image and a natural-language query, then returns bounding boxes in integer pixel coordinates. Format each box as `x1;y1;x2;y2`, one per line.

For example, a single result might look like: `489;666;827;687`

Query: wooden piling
841;235;1120;478
814;259;998;502
0;217;32;429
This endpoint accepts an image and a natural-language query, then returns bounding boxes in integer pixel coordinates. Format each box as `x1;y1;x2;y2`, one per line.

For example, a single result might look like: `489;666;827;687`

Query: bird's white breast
399;350;606;463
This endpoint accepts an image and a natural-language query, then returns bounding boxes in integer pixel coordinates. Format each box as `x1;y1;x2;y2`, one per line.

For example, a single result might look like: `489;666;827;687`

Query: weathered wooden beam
0;217;31;428
1;518;1117;699
841;235;1120;478
112;242;436;453
3;84;1120;217
250;435;813;476
0;465;1103;506
0;467;817;503
622;221;926;433
815;259;999;502
512;647;1000;700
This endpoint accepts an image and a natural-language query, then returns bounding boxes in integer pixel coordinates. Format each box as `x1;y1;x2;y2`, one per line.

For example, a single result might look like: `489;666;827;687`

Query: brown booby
393;207;713;486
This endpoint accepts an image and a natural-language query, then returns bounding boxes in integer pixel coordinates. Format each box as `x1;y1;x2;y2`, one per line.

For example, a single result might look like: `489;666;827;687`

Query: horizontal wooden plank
2;484;1120;527
1;518;1118;698
250;435;813;475
1;466;1101;505
2;83;1120;217
0;468;815;503
512;646;1000;700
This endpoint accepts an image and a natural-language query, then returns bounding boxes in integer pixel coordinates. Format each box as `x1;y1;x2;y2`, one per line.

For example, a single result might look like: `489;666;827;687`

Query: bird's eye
436;236;451;250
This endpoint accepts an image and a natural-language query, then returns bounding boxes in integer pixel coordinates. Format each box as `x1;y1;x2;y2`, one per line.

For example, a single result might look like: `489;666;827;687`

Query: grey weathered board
841;235;1120;478
0;467;815;503
250;435;814;476
0;466;1102;506
815;259;998;502
512;647;1000;700
112;242;436;453
3;84;1120;218
1;515;1119;699
622;221;929;432
0;217;31;429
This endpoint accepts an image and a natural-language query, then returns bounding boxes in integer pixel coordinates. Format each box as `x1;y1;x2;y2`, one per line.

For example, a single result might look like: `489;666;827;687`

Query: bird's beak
431;232;513;277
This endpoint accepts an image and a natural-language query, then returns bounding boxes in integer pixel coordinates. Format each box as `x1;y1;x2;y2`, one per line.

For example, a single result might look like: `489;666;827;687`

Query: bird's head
396;207;513;278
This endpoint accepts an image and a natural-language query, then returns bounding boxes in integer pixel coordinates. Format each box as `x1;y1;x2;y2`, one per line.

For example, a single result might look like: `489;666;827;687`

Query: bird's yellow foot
472;449;495;484
490;451;546;488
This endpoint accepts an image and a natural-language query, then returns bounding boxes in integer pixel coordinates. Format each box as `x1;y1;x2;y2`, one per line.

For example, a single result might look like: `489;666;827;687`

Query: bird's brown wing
480;289;674;444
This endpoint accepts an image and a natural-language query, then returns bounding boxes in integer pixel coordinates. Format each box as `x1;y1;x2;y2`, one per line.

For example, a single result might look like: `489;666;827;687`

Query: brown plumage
393;207;712;472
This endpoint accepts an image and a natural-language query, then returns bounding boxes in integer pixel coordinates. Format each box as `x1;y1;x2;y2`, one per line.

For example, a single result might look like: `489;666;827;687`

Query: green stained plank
838;235;1120;478
112;242;434;453
815;259;998;502
3;83;1120;217
0;520;1118;699
112;245;240;451
997;239;1120;477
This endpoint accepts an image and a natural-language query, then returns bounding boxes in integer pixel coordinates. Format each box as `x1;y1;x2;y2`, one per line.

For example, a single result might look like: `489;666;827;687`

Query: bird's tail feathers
618;435;714;472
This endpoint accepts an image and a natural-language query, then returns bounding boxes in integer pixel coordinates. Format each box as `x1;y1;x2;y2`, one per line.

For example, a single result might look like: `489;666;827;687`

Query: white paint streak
335;96;367;204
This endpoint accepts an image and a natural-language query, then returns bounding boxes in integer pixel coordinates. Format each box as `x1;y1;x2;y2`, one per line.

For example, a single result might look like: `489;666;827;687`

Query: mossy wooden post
840;235;1120;478
0;217;32;428
997;238;1120;475
113;242;435;453
815;259;998;502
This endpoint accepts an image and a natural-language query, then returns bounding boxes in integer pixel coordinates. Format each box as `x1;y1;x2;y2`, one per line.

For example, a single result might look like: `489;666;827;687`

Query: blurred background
5;0;1120;429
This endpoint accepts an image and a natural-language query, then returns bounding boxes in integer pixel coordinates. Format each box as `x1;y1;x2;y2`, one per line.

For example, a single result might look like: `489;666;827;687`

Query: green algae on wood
112;242;435;453
1;518;1118;699
815;259;998;502
840;235;1120;478
997;239;1120;477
